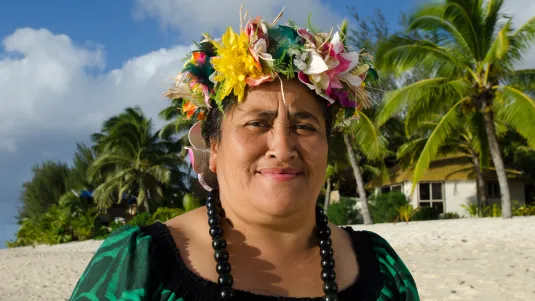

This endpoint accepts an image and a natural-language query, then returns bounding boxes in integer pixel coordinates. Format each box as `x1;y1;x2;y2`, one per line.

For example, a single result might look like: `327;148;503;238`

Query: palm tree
89;107;184;213
336;111;388;225
398;112;508;214
376;0;535;218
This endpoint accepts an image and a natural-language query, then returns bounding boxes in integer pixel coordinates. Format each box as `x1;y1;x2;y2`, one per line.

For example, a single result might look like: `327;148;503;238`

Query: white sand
1;216;534;301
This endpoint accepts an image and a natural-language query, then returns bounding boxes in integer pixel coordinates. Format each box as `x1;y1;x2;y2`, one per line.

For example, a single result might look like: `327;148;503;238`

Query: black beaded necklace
205;189;339;301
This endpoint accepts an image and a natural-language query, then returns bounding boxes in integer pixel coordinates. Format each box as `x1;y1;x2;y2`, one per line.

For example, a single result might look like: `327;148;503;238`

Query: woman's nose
266;123;297;163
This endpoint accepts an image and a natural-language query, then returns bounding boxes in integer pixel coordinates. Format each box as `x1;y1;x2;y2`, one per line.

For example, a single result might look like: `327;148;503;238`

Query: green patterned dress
69;222;420;301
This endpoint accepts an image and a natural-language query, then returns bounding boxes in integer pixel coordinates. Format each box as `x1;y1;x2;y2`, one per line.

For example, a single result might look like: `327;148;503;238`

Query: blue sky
0;0;533;247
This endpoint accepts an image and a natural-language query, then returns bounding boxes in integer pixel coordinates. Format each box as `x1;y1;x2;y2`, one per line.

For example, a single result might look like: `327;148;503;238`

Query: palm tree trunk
344;133;374;224
471;152;487;216
481;99;512;218
324;177;332;213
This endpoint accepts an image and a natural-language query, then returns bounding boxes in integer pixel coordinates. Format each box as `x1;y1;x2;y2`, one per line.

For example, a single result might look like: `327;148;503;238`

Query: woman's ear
209;139;218;172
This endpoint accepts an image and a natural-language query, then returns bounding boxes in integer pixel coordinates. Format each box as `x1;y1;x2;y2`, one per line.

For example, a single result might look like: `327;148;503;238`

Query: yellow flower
211;26;264;101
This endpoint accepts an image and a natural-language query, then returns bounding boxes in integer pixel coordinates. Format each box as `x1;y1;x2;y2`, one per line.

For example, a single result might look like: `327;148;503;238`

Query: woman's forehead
237;81;323;114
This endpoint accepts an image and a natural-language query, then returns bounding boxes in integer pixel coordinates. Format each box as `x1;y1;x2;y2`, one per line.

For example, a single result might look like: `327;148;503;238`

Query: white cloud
133;0;343;39
501;0;535;68
0;28;192;152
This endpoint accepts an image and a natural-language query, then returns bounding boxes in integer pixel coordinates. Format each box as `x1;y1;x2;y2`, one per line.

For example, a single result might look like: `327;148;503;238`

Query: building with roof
369;155;535;216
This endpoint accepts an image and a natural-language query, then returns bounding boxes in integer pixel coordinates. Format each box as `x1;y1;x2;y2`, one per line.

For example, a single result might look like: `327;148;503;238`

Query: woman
69;9;420;301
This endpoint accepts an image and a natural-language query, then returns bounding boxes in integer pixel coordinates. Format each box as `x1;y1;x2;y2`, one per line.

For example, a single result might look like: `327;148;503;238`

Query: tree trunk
143;198;151;215
471;152;487;216
344;133;374;224
324;177;332;213
481;99;512;218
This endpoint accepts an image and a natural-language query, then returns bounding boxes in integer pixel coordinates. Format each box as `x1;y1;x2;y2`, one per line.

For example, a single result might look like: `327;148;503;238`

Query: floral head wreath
164;6;377;190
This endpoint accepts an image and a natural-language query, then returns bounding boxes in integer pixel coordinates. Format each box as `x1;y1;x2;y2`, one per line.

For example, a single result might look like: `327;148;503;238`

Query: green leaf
496;86;535;148
349;111;387;161
367;68;379;81
409;97;468;194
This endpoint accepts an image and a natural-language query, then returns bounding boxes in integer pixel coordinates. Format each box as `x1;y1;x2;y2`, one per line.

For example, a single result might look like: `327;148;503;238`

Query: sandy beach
1;216;534;301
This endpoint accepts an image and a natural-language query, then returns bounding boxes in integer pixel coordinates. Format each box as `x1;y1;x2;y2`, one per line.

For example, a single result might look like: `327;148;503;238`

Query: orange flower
182;101;197;119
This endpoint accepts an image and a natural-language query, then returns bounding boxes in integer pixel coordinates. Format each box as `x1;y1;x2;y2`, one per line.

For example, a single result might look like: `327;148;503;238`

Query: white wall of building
444;180;478;216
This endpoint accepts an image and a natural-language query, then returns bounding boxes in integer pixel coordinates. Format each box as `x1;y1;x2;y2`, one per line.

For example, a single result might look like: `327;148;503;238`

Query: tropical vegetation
7;0;535;248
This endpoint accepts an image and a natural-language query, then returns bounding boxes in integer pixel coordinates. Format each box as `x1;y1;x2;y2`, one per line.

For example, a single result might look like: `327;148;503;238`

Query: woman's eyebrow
291;111;321;124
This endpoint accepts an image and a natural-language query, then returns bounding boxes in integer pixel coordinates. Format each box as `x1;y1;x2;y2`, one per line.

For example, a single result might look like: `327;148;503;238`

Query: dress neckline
142;221;383;301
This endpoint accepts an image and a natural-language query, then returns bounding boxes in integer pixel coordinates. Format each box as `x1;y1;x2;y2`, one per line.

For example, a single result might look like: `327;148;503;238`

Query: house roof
369;155;532;187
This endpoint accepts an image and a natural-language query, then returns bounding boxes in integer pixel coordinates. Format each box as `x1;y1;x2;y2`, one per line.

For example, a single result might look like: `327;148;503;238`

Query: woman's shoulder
69;222;179;301
341;227;421;301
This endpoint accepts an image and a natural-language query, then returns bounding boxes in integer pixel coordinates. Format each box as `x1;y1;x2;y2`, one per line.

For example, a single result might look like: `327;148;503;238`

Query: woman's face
209;79;328;220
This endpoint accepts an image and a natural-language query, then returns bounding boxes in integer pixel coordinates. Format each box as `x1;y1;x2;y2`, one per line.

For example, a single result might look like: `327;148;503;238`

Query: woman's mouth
257;167;304;182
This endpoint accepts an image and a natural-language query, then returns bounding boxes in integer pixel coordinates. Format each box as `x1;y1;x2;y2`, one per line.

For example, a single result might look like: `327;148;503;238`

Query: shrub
411;206;441;221
152;207;185;222
370;192;409;223
440;212;460;219
183;193;202;212
327;197;360;225
127;212;153;227
395;204;413;223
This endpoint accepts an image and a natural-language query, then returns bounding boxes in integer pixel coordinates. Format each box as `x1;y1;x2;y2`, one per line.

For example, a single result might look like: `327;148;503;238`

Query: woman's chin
250;189;312;217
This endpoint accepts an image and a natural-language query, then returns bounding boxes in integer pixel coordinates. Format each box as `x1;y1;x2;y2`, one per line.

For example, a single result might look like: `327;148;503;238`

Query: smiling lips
257;167;304;181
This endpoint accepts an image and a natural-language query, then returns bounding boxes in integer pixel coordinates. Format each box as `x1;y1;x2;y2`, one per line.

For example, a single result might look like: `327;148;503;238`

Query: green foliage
327;197;360;225
152;207;185;222
513;205;535;216
411;206;441;221
395;204;413;223
441;212;460;219
18;161;70;221
89;107;186;213
461;203;478;217
370;192;409;223
127;212;153;227
183;193;202;212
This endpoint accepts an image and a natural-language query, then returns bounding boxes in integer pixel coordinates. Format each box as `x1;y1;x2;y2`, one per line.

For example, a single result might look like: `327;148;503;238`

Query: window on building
418;182;444;212
487;181;501;198
380;184;402;194
391;185;402;193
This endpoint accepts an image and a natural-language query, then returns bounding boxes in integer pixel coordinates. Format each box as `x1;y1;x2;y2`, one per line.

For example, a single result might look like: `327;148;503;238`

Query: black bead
321;258;335;269
316;214;329;226
209;226;223;238
208;216;221;226
214;249;229;261
316;206;325;215
319;239;332;248
320;247;334;259
321;269;336;281
317;227;331;238
206;200;216;209
323;281;338;294
207;208;219;217
216;261;231;273
323;294;338;301
218;273;234;286
220;286;234;300
212;238;227;250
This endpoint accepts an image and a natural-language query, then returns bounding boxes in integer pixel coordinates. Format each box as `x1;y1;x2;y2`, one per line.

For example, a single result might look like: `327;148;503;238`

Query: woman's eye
294;124;316;132
247;121;270;128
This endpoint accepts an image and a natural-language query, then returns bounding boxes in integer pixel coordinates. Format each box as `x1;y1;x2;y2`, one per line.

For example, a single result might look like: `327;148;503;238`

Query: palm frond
378;77;470;126
481;20;511;70
349;111;387;161
509;16;535;59
482;0;505;53
376;35;463;75
496;86;535;148
159;118;195;139
408;3;477;62
502;69;535;91
409;97;468;194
